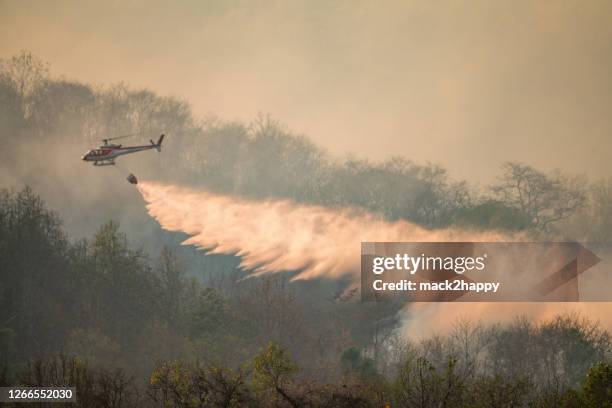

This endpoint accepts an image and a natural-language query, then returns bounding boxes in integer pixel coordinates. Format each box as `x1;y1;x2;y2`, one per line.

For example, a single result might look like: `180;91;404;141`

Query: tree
149;360;255;407
581;361;612;408
585;179;612;241
393;354;465;408
189;287;229;338
0;76;26;145
29;79;96;137
0;187;72;360
492;162;586;231
235;275;305;351
453;199;531;231
87;221;159;347
20;354;138;408
0;50;49;117
340;347;379;381
469;374;530;408
252;341;299;407
157;247;184;327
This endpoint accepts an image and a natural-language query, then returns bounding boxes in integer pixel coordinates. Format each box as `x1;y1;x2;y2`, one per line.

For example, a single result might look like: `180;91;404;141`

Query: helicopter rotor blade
100;131;151;144
103;133;139;142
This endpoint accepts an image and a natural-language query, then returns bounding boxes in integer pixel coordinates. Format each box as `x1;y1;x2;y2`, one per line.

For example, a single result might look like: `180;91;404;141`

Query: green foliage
582;361;612;407
150;361;251;408
340;347;361;370
340;347;379;380
189;287;229;338
0;187;71;359
0;51;609;407
1;186;608;407
557;362;612;407
467;374;530;407
92;220;129;262
252;341;298;392
65;329;121;368
538;314;610;387
453;199;531;231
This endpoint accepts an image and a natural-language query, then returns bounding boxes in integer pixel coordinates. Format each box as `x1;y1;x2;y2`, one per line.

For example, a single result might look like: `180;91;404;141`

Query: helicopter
82;134;164;166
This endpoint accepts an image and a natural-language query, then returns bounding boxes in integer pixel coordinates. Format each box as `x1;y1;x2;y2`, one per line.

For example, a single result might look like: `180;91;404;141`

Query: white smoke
137;180;507;281
137;180;612;332
401;302;612;337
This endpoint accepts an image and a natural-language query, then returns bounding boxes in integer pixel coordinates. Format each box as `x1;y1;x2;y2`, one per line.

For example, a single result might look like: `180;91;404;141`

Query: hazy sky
1;0;611;183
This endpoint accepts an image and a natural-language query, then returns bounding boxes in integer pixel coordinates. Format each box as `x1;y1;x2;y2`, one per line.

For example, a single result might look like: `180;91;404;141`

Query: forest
1;51;611;407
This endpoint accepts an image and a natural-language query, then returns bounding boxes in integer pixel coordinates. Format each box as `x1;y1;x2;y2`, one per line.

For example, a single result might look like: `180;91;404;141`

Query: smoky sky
2;0;612;183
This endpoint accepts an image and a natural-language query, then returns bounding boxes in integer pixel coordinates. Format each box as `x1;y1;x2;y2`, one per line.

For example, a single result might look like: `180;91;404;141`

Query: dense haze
1;2;612;406
2;0;612;182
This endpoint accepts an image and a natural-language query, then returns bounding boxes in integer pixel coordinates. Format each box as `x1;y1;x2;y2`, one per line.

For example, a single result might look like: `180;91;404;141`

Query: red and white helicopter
82;134;164;166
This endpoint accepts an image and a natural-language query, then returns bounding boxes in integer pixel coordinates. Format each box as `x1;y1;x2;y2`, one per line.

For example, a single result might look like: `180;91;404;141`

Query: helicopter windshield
83;149;104;157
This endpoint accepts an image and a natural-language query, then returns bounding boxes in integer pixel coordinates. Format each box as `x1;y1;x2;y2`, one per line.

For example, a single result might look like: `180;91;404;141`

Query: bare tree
0;50;49;117
587;178;612;241
492;162;586;231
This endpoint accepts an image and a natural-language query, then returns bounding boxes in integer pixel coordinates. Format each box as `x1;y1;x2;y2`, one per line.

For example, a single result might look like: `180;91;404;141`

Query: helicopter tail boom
150;134;164;152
